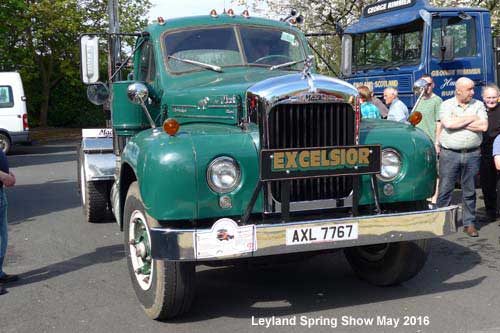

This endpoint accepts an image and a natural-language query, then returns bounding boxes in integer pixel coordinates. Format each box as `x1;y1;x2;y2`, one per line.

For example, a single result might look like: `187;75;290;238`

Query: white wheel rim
128;209;154;290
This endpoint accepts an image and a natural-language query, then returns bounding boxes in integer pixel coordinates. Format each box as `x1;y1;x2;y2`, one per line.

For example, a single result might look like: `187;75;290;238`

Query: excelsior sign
260;145;381;181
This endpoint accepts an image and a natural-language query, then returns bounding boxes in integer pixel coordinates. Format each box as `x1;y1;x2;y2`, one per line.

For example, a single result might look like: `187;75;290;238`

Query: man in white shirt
384;87;409;122
437;77;488;237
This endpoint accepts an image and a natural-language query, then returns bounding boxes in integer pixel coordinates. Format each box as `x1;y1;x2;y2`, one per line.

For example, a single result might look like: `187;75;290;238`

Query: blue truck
340;0;500;107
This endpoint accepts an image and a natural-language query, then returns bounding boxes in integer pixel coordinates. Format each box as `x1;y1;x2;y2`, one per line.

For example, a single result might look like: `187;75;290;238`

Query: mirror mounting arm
137;97;157;129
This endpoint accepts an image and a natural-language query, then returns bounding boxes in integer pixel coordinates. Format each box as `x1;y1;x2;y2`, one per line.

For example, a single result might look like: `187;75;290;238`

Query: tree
0;0;151;127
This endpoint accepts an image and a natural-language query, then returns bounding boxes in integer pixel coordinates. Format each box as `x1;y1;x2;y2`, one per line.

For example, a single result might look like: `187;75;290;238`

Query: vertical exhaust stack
108;0;121;83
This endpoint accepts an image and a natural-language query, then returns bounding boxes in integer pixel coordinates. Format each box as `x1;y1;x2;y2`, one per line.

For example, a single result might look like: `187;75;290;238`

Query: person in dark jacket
0;149;18;295
480;84;500;220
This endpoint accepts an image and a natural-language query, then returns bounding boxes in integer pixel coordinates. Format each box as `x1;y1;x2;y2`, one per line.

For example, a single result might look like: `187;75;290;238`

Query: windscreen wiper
167;55;223;72
269;57;308;71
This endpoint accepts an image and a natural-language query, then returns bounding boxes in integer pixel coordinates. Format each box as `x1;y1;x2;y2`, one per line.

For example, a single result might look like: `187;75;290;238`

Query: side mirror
80;35;99;84
127;82;149;105
413;79;430;96
86;82;109;106
341;35;353;77
441;36;455;61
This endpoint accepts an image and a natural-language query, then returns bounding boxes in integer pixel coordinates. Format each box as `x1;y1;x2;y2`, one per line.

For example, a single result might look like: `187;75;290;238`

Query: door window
0;86;13;108
138;41;156;82
431;16;477;58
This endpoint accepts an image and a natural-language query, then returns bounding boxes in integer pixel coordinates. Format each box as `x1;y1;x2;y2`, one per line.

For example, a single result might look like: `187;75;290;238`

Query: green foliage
0;0;151;128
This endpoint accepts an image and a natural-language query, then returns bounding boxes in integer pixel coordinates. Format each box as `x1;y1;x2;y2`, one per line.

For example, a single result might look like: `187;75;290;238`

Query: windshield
352;20;423;71
164;26;306;73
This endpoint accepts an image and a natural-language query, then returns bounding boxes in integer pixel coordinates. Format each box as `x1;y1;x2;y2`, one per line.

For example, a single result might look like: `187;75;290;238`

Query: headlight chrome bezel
377;148;402;182
206;156;241;194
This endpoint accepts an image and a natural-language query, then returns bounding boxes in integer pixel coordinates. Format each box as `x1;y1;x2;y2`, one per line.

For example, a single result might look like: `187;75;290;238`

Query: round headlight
377;149;402;182
207;157;241;193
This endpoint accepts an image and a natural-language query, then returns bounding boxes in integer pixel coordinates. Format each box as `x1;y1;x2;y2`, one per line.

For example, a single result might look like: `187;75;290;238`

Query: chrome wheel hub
128;210;153;290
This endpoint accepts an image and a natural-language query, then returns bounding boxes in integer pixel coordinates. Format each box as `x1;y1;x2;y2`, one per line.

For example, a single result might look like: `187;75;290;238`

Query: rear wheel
124;181;195;320
0;133;11;155
79;154;109;223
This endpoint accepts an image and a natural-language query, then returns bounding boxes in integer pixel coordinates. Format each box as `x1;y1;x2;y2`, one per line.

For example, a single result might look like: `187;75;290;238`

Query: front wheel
344;239;430;286
123;181;195;320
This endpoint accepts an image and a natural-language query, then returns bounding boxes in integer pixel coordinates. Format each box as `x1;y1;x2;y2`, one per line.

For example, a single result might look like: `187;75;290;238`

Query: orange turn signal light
163;118;180;136
408;111;423;126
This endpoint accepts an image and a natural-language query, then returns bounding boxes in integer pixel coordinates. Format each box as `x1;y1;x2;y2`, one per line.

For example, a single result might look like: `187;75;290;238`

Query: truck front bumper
149;205;459;261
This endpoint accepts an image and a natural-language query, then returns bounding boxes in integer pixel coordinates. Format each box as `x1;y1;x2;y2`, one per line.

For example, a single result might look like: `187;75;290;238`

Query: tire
344;201;430;286
123;181;195;320
0;133;11;155
78;148;110;223
344;239;430;286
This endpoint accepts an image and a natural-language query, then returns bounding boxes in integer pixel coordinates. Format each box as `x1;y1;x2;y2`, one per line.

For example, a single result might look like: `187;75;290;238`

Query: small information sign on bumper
194;218;257;259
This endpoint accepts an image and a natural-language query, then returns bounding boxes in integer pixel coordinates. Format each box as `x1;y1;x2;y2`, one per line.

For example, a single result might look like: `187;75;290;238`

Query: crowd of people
358;76;500;238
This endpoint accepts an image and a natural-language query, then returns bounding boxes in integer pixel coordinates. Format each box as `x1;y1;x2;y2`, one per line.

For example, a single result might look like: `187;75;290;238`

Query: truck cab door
428;12;487;100
135;39;161;121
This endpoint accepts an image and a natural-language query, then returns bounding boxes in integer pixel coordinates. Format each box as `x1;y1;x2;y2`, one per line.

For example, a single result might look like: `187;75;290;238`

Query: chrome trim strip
207;105;237;109
175;115;235;120
149;205;459;261
172;105;197;109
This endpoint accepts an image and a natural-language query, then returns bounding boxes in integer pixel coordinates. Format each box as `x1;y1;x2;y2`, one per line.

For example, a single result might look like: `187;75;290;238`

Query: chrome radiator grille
267;103;356;202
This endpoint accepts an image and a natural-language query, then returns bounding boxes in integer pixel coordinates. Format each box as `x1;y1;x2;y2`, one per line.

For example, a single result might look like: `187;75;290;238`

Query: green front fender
358;119;436;205
121;125;263;222
121;129;198;220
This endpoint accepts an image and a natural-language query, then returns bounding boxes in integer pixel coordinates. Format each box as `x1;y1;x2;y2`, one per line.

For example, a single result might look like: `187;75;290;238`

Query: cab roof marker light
210;9;218;18
242;9;250;18
157;17;165;25
227;9;235;17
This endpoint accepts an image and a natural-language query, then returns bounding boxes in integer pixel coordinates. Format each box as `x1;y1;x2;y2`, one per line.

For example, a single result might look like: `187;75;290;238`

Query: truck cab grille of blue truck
268;103;356;202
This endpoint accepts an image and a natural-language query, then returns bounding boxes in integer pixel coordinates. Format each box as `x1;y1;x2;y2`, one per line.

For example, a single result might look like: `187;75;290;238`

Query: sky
148;0;257;21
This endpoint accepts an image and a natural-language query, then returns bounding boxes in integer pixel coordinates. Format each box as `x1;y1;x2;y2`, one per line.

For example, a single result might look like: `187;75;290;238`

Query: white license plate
286;223;358;245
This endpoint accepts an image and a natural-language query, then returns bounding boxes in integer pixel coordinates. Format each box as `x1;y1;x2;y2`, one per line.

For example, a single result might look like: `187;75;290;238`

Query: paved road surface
1;142;500;333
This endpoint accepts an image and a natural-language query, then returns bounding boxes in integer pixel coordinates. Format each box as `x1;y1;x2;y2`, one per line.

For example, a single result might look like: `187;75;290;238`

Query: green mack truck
78;7;458;320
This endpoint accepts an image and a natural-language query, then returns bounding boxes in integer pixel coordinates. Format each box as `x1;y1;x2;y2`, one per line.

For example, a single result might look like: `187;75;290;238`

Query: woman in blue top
358;85;381;119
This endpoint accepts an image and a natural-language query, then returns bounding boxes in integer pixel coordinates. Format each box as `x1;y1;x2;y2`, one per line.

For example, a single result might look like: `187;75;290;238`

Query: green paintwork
111;81;148;135
116;14;436;223
121;123;262;221
164;67;293;125
122;14;313;128
121;119;434;221
358;119;436;205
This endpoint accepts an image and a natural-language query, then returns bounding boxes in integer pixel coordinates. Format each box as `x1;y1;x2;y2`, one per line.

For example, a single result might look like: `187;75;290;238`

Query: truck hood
164;67;358;126
164;67;292;124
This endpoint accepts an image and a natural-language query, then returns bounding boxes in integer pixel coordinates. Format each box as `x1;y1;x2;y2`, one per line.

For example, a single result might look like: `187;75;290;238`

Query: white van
0;72;29;154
